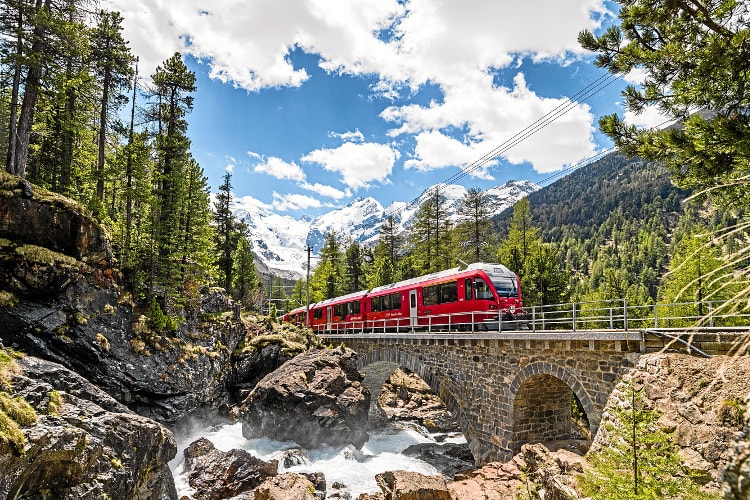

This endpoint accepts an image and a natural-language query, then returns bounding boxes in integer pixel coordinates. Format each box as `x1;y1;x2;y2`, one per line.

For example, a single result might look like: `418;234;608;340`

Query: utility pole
305;245;311;327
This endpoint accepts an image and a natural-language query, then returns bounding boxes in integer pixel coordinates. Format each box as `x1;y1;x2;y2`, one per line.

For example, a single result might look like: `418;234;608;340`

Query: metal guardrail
315;298;750;335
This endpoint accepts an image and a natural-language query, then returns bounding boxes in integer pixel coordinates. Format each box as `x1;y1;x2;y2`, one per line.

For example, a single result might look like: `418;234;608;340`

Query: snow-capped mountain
237;180;539;279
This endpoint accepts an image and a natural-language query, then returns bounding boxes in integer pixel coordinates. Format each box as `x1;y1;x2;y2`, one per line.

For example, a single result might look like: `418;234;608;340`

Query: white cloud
253;156;306;182
302;142;400;190
234;194;272;213
624;105;673;130
272;192;322;211
391;72;596;175
623;67;648;85
330;130;365;143
300;182;348;200
103;0;611;179
405;130;496;180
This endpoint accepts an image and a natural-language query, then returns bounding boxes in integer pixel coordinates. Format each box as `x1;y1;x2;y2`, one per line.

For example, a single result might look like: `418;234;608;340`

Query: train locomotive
282;262;526;333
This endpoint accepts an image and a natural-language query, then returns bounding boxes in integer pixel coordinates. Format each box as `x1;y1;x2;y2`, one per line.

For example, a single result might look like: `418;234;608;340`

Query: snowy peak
240;180;538;279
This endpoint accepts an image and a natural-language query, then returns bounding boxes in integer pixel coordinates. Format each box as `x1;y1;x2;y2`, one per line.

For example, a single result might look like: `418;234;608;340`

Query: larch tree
410;187;452;273
456;186;496;263
214;170;235;291
89;9;133;202
149;52;196;293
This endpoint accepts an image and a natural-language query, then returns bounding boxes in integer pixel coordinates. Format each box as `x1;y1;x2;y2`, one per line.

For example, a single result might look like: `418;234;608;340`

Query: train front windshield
493;277;518;298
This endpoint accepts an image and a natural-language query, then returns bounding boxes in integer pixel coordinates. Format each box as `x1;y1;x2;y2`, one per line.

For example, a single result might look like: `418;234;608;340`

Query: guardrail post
609;308;613;329
499;310;503;332
709;302;714;327
471;312;475;333
531;307;536;332
572;303;576;332
654;303;658;328
623;298;628;331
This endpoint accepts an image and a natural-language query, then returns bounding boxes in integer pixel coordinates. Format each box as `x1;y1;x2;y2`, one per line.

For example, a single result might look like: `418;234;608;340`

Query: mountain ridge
239;179;539;279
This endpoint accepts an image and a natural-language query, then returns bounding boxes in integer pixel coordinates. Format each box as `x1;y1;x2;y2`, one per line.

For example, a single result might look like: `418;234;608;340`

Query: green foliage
718;397;746;429
146;299;179;333
659;210;746;326
47;390;63;416
578;382;715;499
232;236;261;309
579;0;750;208
310;231;345;301
410;188;453;274
0;391;38;455
456;186;497;263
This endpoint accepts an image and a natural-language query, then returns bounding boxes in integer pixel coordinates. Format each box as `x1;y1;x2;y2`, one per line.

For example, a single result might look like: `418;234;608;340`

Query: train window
475;278;494;300
440;281;458;303
389;292;401;310
313;308;323;320
464;278;473;300
347;300;360;315
494;277;518;297
422;285;438;306
334;304;344;317
423;282;458;305
371;296;381;312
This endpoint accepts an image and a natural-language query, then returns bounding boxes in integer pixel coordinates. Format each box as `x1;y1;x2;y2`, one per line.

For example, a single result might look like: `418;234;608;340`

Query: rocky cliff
0;172;247;422
0;348;177;499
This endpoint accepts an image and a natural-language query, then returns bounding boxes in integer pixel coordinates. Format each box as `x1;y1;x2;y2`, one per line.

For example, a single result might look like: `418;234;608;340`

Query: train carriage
308;290;368;333
282;262;525;334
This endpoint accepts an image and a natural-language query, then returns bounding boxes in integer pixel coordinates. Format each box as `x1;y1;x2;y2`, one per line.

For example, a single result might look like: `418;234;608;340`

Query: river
169;418;467;498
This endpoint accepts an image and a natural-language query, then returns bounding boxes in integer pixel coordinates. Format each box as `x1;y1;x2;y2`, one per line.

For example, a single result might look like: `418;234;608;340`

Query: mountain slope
493;153;692;240
240;180;539;279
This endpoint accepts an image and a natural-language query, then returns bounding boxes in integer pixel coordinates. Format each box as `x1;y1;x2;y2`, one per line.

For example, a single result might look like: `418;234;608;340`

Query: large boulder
239;347;370;449
374;470;450;500
377;367;458;433
0;354;177;499
181;437;278;499
253;472;325;500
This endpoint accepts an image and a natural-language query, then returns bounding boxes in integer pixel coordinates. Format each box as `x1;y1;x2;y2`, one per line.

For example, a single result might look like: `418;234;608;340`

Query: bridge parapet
642;329;750;356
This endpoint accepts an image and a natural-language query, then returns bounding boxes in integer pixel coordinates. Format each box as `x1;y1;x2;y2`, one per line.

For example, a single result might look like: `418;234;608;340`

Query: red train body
282;262;525;334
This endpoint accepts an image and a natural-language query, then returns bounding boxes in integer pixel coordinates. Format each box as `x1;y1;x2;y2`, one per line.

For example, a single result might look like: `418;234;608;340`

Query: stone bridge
322;329;746;464
321;331;643;464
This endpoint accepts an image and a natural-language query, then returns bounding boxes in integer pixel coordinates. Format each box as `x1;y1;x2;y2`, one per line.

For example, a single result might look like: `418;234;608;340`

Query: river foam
169;419;466;497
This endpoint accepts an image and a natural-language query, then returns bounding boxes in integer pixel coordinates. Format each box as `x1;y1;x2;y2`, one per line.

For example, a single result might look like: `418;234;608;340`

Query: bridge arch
356;348;477;456
507;361;597;454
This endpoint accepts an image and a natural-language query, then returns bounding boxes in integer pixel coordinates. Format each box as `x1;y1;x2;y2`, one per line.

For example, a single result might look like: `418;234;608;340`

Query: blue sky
103;0;660;219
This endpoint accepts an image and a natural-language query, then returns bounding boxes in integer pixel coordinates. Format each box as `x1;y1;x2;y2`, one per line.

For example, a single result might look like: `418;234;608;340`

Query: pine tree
498;197;541;302
232;236;261;310
310;230;344;301
410;187;452;273
456;186;496;263
578;0;750;208
579;381;713;499
149;52;197;294
214;170;235;291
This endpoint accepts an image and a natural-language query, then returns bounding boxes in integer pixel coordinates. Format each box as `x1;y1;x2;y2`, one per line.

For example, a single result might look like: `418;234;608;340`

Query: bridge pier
323;332;641;464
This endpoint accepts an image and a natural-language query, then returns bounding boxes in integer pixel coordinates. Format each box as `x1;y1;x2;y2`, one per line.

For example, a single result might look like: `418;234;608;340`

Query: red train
282;262;526;333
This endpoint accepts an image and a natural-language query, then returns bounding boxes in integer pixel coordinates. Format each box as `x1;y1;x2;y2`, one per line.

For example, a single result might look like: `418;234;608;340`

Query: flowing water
169;418;467;498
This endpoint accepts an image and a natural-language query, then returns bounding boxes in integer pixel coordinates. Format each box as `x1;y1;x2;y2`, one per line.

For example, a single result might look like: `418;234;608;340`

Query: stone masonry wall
337;335;639;463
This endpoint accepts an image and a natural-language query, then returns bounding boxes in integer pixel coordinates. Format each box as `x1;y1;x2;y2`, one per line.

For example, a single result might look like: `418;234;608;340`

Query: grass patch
0;291;18;308
47;390;63;415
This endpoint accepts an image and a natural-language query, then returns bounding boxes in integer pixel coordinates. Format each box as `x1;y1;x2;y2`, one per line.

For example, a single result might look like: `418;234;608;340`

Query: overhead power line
384;71;623;220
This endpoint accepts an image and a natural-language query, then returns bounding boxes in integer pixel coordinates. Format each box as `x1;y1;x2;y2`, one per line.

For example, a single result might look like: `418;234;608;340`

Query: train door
409;289;418;329
326;306;332;332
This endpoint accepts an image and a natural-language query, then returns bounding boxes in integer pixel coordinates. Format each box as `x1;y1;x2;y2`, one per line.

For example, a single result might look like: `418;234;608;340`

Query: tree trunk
13;0;50;178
